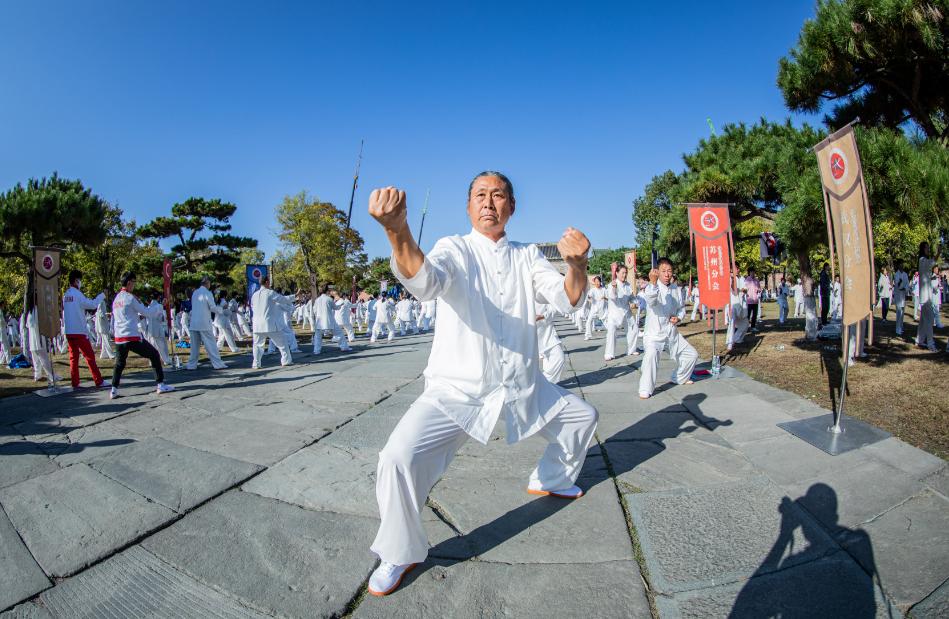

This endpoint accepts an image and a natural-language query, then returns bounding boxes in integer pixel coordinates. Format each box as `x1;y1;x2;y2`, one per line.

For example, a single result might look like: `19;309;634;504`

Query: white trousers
253;332;292;367
370;319;395;343
215;324;239;353
894;298;906;334
313;328;351;354
690;303;706;321
793;300;804;318
339;323;355;342
778;300;788;324
584;310;604;338
371;392;598;565
638;328;698;397
397;319;418;336
145;332;171;365
97;328;114;359
540;345;566;384
604;315;638;359
187;330;227;369
917;303;936;350
31;348;56;382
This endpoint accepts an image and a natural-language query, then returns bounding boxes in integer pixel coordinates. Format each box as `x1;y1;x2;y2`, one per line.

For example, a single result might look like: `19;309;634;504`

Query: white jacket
311;294;336;330
189;286;219;331
606;281;633;327
251;287;293;333
112;289;150;342
335;299;353;326
395;299;414;322
63;286;104;335
642;282;686;339
145;300;166;337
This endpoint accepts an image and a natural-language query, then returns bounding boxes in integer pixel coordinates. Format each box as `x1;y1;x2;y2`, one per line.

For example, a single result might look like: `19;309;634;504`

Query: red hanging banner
162;258;173;329
687;203;734;311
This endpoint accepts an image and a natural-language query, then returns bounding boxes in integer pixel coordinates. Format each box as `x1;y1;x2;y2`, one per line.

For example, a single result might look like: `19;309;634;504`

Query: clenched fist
558;227;591;269
368;187;408;232
648;268;659;285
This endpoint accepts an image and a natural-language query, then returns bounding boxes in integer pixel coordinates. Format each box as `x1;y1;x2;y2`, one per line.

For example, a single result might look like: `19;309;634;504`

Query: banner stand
711;313;720;377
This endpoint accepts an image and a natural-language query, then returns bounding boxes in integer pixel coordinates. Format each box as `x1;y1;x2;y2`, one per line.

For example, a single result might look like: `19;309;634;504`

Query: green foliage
357;256;397;294
274;191;367;293
778;0;949;140
588;248;633;281
225;247;266;296
873;220;930;270
139;196;258;290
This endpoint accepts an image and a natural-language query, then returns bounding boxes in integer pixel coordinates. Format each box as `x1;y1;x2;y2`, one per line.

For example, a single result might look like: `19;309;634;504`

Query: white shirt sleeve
391;237;458;301
530;245;583;314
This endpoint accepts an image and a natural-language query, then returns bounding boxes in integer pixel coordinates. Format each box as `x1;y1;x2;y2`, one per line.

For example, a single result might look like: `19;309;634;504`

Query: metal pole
711;312;720;377
418;189;430;246
831;325;849;433
345;139;364;230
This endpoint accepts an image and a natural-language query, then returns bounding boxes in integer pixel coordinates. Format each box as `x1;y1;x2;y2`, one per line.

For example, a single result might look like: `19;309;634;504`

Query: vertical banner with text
814;125;875;327
687;204;734;311
33;247;63;338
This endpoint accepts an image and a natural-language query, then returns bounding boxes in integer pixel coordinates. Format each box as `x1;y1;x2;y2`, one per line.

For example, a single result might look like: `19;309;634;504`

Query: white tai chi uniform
251;287;293;368
371;229;598;566
312;293;350;354
19;313;31;364
95;298;114;359
371;298;396;343
604;280;635;359
830;281;842;321
536;302;566;384
144;300;171;365
916;258;937;350
892;269;909;335
932;274;944;329
912;274;921;320
726;291;749;350
395;298;417;335
584;286;607;338
419;299;436;331
638;281;698;398
186;285;228;370
776;283;790;324
334;298;355;342
26;310;58;383
792;282;804;317
213;303;240;353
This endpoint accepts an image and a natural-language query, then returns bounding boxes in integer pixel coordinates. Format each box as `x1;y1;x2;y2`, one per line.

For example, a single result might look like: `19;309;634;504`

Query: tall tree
64;203;139;296
778;0;949;140
275;191;366;292
138;197;257;289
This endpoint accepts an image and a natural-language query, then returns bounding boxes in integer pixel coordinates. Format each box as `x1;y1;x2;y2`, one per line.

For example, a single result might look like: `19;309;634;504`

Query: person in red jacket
62;270;108;389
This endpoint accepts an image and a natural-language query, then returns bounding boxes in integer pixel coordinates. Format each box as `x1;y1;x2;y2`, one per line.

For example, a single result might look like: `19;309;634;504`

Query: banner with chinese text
687;204;734;310
33;247;62;338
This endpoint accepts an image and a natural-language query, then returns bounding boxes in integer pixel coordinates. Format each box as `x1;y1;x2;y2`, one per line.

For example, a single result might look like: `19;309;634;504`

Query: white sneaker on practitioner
368;561;417;596
110;387;119;400
156;383;175;394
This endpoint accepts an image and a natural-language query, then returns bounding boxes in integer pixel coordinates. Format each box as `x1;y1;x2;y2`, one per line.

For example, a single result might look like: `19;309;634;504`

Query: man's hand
648;268;659;285
558;227;590;268
368;187;408;233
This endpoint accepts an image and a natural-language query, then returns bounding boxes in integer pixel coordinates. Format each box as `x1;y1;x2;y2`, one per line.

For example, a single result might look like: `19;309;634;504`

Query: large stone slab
339;360;426;380
290;376;410;404
597;409;701;442
682;394;793;445
581;390;684;416
429;471;630;564
0;438;59;490
736;433;874;486
656;551;896;619
161;415;325;466
861;437;946;480
841;489;949;611
225;397;365;432
142;490;378;618
88;437;263;513
0;464;175;577
0;504;50;611
98;401;213;436
0;603;52;619
39;545;269;618
911;578;949;619
627;477;837;593
354;559;650;618
322;410;404;452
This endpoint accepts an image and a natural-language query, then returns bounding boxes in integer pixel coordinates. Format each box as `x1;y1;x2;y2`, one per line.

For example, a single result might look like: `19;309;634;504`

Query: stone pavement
1;318;946;618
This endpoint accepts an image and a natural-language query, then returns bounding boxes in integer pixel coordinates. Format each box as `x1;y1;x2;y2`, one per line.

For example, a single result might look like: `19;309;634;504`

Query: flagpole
345;139;364;230
418;189;430;246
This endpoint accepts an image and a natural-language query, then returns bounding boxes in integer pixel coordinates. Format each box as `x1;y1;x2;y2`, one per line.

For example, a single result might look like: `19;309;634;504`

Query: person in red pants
62;270;109;389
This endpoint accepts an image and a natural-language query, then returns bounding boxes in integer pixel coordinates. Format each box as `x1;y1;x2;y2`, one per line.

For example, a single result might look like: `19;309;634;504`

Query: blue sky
1;1;818;260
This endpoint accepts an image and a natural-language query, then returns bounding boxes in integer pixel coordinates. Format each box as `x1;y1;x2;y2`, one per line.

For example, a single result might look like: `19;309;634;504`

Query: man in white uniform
638;258;698;399
792;278;804;318
251;277;294;368
536;301;565;383
186;276;228;370
94;296;114;359
419;299;436;332
726;287;749;351
776;277;790;325
603;265;635;360
144;294;171;365
365;174;597;597
395;292;418;336
312;285;351;354
370;294;396;343
333;291;356;343
584;276;607;339
892;262;910;335
916;243;940;351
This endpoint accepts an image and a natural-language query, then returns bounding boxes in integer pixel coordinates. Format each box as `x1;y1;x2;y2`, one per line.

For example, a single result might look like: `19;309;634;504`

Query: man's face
617;268;627;283
658;263;673;285
467;176;514;238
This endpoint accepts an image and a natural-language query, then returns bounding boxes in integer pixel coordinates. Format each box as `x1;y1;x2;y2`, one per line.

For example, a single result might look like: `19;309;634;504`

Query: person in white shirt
603;265;636;360
419;299;437;332
932;268;944;329
536;301;565;383
213;293;240;353
0;313;11;365
912;272;921;320
638;258;698;399
186;276;228;370
364;174;597;597
26;308;60;384
395;292;418;336
584;276;607;340
311;284;350;354
726;287;749;351
916;244;941;350
144;294;171;365
877;267;893;322
689;285;704;321
333;291;356;343
109;272;175;399
62;270;108;389
830;276;842;321
94;296;114;359
776;277;790;324
792;279;804;318
250;276;294;368
892;262;910;335
370;293;396;343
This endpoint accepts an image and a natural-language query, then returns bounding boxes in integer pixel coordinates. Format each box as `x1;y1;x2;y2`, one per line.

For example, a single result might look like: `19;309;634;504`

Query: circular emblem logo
42;255;53;272
700;210;719;233
829;148;848;184
163;262;173;278
252;268;262;281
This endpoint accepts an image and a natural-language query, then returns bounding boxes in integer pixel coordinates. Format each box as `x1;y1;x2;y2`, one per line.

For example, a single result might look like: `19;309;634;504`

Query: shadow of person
409;393;733;586
729;483;882;619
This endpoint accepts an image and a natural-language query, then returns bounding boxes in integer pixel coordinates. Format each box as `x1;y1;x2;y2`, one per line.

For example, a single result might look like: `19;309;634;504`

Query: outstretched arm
369;187;423;279
558;227;591;306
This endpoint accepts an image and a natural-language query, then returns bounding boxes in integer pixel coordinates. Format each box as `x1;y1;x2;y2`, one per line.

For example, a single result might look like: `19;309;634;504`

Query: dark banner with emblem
33;247;63;339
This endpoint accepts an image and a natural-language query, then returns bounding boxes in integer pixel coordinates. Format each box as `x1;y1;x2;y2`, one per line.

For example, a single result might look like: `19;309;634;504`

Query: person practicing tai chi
535;301;566;383
364;173;598;597
62;270;110;390
603;265;636;361
109;272;175;399
311;284;351;354
186;276;228;370
250;276;294;368
584;276;607;339
638;258;698;399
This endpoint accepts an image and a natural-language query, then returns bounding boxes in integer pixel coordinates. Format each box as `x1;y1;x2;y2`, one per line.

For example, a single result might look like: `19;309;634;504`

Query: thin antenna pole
418;188;430;246
345;139;364;230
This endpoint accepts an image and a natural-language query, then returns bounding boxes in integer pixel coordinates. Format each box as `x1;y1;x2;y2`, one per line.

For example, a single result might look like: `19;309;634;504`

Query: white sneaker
156;383;175;394
526;483;584;499
368;561;417;596
110;387;119;400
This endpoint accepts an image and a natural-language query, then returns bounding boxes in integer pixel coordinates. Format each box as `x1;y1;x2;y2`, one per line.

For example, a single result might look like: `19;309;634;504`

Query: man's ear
510;198;516;216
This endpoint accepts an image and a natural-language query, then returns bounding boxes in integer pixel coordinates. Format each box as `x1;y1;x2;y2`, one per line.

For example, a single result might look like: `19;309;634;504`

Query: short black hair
657;257;673;268
120;271;136;287
468;171;515;202
68;270;82;285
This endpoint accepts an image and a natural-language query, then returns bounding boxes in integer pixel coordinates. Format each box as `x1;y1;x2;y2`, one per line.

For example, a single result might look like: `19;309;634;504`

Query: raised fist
558;227;590;269
368;187;408;232
648;268;659;284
